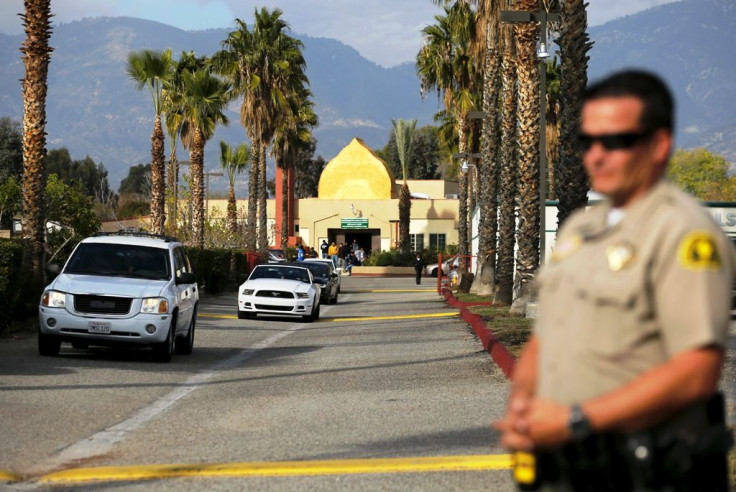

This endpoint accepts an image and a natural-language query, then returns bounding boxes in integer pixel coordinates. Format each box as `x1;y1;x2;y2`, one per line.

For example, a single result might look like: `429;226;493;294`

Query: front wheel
152;322;174;362
175;309;196;355
38;332;61;356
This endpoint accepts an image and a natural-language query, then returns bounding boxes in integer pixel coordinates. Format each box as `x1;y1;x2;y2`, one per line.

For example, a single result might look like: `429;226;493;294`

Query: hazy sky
0;0;680;67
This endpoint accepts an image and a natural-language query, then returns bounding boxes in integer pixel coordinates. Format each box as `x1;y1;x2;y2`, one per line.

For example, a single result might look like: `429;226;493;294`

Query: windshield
249;266;311;283
297;262;329;279
64;243;171;281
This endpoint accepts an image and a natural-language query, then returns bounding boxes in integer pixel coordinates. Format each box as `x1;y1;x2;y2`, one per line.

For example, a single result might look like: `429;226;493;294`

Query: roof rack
93;228;179;243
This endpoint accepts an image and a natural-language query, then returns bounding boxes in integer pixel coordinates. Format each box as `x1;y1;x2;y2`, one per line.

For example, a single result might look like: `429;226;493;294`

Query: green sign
341;218;368;229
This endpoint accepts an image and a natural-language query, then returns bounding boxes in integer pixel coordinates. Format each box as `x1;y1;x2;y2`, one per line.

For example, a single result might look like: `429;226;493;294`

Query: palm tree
162;51;205;236
177;66;230;249
215;9;308;254
494;20;518;305
219;141;250;239
20;0;53;279
509;0;541;315
393;118;418;253
545;57;561;200
272;86;317;249
126;49;173;235
555;0;592;227
417;3;481;272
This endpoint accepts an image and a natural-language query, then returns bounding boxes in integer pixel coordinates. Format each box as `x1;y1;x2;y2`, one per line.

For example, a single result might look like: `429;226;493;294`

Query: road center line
38;322;308;475
36;455;514;484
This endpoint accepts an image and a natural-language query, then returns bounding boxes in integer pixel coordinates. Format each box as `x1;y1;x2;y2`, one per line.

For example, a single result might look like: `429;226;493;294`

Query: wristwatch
568;404;593;442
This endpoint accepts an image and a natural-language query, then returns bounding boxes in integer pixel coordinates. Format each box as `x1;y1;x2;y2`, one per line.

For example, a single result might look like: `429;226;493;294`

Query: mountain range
0;0;733;191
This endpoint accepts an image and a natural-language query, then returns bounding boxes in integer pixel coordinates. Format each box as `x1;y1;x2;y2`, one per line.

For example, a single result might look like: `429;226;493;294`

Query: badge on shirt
606;242;636;271
550;235;582;263
677;231;722;271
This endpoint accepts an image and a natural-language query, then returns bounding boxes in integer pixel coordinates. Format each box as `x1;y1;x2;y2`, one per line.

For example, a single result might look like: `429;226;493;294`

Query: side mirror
45;261;61;277
331;273;338;278
176;272;196;285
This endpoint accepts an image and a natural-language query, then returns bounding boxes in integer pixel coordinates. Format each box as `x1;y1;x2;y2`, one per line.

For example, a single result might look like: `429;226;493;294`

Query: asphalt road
0;276;515;491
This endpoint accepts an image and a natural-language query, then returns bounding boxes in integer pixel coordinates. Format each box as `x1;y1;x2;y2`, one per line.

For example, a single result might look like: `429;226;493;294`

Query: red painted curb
442;288;516;380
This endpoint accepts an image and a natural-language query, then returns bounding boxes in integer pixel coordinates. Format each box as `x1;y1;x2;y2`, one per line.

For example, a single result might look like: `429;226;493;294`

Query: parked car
38;231;199;362
267;248;287;264
304;258;343;292
424;256;458;277
238;264;320;322
293;261;338;304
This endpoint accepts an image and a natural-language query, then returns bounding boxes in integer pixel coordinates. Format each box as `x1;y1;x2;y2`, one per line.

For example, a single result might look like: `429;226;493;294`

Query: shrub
0;239;39;332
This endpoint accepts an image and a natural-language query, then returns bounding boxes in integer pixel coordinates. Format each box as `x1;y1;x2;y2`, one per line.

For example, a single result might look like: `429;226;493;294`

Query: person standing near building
296;244;305;262
328;241;338;268
495;70;734;491
413;253;425;285
320;239;328;259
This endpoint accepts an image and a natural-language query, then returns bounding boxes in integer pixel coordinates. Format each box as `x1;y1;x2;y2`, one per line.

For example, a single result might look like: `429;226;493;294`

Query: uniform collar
577;179;671;240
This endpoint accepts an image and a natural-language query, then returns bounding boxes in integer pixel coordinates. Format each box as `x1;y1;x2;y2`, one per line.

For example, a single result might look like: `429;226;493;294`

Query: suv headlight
141;297;168;314
41;290;66;308
297;292;310;299
241;288;255;296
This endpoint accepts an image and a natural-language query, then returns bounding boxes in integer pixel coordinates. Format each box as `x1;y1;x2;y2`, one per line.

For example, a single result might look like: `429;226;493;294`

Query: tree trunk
457;115;469;272
398;182;411;252
280;160;289;250
555;0;592;228
150;114;166;235
246;141;258;251
20;0;53;280
227;184;237;239
477;22;501;284
258;142;268;254
166;143;178;236
494;24;518;306
190;129;205;249
510;2;540;316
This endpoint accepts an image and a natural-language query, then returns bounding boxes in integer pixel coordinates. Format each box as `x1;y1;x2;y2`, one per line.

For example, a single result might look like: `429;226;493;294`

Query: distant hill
0;0;734;191
587;0;736;162
0;17;439;191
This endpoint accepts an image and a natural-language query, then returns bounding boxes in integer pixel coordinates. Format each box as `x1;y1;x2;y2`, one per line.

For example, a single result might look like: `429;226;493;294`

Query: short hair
584;69;675;133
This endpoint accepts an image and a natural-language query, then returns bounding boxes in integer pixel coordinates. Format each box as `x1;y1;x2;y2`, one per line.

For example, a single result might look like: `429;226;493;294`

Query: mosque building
206;137;461;254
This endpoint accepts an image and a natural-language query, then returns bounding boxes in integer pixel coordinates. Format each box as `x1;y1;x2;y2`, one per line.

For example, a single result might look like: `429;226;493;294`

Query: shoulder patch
677;231;722;271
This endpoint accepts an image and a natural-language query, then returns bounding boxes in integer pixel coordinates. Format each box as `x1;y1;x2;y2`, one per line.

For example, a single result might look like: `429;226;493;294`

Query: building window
429;233;446;250
410;234;424;252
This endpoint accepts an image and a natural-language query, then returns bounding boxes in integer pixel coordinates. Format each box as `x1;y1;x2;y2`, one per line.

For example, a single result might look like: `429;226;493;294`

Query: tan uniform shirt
535;180;734;404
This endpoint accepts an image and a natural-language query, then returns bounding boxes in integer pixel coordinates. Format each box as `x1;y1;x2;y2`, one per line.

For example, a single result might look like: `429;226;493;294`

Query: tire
303;301;319;322
175;309;196;355
331;291;338;304
238;310;255;320
431;268;438;277
38;332;61;356
152;322;174;362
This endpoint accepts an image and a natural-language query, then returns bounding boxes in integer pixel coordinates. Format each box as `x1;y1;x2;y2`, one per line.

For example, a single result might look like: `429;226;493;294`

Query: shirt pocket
573;268;650;358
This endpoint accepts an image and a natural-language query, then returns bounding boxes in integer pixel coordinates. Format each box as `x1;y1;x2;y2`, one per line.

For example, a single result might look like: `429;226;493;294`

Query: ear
651;129;673;168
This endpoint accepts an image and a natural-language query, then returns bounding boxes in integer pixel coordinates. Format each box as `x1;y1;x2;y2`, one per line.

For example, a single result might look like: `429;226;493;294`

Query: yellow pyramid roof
318;138;396;199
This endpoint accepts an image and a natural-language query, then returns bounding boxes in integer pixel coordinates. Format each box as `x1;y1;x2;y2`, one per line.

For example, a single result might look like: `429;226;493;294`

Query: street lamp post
501;1;559;265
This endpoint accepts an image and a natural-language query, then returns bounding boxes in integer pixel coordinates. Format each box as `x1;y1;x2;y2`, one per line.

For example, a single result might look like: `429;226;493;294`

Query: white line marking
40;321;309;473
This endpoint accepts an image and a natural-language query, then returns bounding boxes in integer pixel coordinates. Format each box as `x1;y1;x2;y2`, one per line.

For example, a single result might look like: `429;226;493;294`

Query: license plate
88;321;111;334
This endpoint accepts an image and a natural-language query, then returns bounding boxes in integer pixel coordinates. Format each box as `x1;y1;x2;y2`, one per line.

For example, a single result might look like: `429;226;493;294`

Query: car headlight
297;292;310;299
141;297;168;314
41;290;66;308
318;283;327;289
241;288;255;296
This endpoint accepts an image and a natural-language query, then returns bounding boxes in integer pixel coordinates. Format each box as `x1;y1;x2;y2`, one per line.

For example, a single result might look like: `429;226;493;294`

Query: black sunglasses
577;131;653;152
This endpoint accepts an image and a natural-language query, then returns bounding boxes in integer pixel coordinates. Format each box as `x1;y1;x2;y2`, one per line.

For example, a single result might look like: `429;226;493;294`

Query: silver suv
38;232;198;362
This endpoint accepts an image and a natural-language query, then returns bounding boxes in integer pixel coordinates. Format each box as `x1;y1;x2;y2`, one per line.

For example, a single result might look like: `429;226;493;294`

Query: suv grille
74;295;132;315
256;290;294;299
